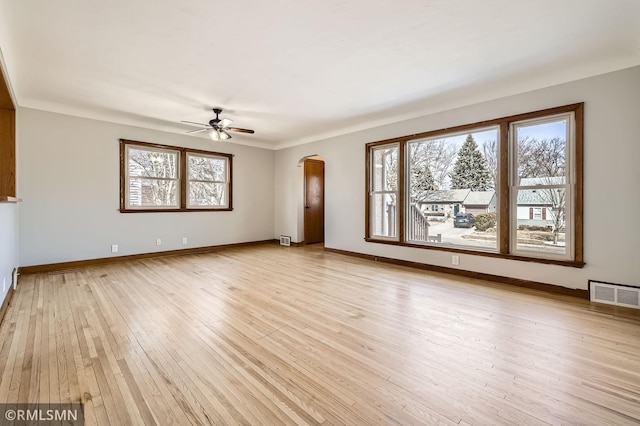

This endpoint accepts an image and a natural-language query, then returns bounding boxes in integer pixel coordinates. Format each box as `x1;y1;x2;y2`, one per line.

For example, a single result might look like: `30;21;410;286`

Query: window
406;127;498;250
365;103;583;266
512;113;573;259
120;140;232;212
125;145;180;209
368;143;399;240
187;152;230;209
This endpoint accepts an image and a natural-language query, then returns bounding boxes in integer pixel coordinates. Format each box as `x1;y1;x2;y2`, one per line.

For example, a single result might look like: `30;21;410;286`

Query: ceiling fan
182;108;255;141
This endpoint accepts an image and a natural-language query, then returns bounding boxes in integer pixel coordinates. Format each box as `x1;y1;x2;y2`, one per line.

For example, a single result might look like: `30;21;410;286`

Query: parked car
453;212;475;228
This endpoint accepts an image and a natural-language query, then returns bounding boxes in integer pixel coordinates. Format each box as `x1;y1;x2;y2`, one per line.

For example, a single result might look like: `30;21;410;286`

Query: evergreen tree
410;163;435;198
450;134;491;191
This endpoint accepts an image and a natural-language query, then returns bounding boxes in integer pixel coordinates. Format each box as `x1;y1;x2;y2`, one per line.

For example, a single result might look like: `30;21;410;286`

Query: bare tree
129;150;178;206
482;140;498;190
408;139;456;190
518;137;565;179
188;156;226;206
537;186;566;244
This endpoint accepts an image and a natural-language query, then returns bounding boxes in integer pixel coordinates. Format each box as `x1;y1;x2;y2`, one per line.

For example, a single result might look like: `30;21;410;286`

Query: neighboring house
416;181;561;228
516;177;565;228
463;191;497;216
417;189;470;219
517;189;552;227
416;189;498;219
128;162;143;206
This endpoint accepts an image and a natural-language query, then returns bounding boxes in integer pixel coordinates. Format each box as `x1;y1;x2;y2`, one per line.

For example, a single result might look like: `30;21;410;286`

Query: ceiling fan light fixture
209;129;230;141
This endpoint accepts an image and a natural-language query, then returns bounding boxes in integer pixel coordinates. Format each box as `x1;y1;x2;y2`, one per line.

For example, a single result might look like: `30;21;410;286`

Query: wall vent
589;280;640;309
279;236;291;246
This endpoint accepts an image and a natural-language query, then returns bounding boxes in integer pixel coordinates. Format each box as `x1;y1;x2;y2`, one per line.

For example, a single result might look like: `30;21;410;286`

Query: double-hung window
120;140;233;212
511;113;574;260
125;144;180;209
368;143;400;240
365;103;583;266
187;152;230;209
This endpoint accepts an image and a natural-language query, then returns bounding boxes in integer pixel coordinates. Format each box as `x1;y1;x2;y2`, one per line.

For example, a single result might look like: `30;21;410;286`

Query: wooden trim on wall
0;109;15;197
498;122;509;254
363;237;584;268
574;103;584;263
0;64;16;198
364;102;584;266
364;145;371;239
365;103;584;147
0;66;15;110
119;139;234;212
324;247;588;299
20;239;277;275
398;141;406;242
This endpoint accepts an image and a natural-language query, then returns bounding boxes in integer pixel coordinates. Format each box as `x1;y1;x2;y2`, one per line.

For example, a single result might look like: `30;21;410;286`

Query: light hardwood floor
1;244;639;425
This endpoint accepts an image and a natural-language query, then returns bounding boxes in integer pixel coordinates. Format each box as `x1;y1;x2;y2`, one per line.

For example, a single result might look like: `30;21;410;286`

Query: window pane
128;178;178;207
188;155;227;181
189;182;227;207
372;146;398;191
371;193;396;238
128;148;178;178
516;119;567;182
408;129;498;250
516;188;567;255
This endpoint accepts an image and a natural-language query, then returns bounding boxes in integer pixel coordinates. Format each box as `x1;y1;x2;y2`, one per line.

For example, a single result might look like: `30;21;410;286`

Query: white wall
274;66;640;290
18;108;275;266
0;203;18;304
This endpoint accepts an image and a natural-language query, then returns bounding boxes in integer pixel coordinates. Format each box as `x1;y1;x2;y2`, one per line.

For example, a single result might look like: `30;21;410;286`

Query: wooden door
304;159;324;244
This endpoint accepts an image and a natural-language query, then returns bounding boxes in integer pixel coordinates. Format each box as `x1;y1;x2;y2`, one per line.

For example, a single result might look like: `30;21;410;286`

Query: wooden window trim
120;139;233;213
364;103;584;267
0;67;16;198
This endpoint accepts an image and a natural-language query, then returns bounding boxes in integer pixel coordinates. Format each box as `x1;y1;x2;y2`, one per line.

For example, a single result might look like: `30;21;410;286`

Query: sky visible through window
442;120;566;150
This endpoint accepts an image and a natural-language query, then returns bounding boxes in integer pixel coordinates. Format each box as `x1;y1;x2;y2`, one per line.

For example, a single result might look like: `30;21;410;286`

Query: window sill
0;196;21;203
364;238;585;268
120;208;233;213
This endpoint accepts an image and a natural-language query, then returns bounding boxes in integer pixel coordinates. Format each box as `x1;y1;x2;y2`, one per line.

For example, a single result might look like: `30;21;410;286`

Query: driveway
427;219;496;249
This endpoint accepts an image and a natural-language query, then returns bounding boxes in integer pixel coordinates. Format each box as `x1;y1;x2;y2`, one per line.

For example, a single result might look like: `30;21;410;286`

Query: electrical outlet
182;237;188;245
111;244;118;253
452;255;460;265
156;238;162;246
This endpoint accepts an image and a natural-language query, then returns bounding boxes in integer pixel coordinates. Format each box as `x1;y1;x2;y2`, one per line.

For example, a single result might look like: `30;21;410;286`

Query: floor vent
279;236;291;246
589;280;640;309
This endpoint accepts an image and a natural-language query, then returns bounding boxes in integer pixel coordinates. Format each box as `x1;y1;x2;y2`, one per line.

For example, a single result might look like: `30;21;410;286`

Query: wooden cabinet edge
0;196;21;203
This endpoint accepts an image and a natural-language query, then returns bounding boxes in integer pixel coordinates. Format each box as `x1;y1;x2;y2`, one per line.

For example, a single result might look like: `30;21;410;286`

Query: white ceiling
0;1;639;149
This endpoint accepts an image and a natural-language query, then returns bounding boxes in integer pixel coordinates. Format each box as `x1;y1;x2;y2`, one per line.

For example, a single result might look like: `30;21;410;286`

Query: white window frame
369;143;400;241
532;207;543;220
509;112;575;261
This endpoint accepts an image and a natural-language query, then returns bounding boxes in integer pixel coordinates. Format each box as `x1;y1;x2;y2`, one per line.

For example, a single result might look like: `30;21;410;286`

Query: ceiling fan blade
222;130;232;140
186;128;209;134
181;120;209;127
228;127;255;134
218;118;233;128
